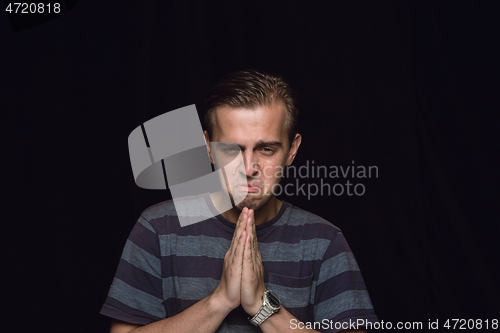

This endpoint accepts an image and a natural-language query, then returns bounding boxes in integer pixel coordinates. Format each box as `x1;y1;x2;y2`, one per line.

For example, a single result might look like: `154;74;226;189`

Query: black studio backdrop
2;1;498;332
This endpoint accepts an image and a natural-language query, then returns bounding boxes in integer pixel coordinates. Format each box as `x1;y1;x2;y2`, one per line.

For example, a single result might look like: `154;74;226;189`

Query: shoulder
140;199;178;222
138;195;214;234
284;203;341;240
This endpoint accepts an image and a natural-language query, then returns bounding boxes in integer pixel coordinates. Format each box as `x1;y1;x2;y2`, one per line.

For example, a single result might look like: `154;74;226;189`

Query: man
101;70;377;332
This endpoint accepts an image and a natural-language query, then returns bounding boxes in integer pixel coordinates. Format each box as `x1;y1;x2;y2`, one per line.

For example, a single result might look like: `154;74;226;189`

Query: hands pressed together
215;207;267;316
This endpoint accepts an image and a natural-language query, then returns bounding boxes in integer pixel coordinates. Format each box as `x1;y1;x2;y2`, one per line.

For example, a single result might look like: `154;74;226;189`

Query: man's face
206;102;300;212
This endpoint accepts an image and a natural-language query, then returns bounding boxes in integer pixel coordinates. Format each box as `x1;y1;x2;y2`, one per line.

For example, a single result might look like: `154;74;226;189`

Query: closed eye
223;148;239;155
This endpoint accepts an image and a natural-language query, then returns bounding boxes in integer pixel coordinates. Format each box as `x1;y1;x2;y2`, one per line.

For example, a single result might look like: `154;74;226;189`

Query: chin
234;195;272;212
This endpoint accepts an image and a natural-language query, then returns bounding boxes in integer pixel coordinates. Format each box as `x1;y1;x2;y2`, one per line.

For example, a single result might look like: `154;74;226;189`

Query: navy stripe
153;216;339;243
121;240;161;278
315;270;368;302
159;255;320;282
163;298;196;315
155;218;223;237
315;290;373;321
128;221;160;258
322;233;352;261
216;323;261;333
161;255;224;279
115;259;162;299
107;278;165;318
101;297;162;325
286;306;310;323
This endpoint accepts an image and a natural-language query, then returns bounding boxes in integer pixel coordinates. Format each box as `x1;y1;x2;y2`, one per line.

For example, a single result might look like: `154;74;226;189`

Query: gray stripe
162;277;219;300
122;240;161;278
259;239;330;262
266;283;311;308
159;234;230;257
315;290;373;320
317;252;359;285
159;235;330;262
109;278;166;318
137;216;156;233
271;206;292;227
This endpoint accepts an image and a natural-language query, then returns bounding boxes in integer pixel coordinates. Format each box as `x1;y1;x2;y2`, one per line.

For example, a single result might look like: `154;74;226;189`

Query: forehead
212;102;288;143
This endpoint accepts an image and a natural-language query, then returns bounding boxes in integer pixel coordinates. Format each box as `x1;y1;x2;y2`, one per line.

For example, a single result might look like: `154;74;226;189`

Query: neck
210;192;282;225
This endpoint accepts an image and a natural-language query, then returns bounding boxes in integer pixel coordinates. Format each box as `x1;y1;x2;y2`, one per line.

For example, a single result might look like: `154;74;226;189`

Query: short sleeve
313;232;378;333
100;216;165;325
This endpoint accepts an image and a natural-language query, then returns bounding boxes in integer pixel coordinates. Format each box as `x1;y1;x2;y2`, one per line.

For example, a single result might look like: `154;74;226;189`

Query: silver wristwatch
249;290;281;326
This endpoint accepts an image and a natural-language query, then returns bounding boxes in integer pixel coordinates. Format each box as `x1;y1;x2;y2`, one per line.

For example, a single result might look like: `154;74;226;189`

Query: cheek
259;163;282;180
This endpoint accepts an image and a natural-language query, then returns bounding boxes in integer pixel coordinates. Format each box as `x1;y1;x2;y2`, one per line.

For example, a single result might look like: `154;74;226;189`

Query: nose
242;151;260;177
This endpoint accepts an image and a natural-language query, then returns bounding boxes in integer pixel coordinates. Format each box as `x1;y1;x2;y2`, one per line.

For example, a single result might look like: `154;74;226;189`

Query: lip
235;184;260;193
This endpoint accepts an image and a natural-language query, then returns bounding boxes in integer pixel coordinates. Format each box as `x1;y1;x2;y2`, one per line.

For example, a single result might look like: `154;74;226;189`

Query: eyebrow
238;140;283;150
218;140;282;150
254;140;282;148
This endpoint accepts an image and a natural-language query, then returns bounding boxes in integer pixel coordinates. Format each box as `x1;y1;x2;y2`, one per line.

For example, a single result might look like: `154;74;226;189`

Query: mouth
235;183;260;193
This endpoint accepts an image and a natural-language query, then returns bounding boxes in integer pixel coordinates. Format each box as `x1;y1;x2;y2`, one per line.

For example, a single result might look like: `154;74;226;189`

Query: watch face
266;291;281;309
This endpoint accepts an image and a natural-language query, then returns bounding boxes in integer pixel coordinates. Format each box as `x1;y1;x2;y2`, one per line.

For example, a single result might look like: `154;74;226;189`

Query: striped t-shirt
101;195;377;332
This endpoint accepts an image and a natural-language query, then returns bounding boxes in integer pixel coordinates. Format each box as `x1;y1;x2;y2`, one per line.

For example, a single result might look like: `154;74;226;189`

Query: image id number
6;3;61;14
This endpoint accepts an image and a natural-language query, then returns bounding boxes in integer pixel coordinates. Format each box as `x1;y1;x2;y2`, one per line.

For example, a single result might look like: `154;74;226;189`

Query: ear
286;133;302;166
203;130;214;164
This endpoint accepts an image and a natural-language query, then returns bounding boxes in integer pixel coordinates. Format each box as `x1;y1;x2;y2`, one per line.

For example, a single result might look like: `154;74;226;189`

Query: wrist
244;287;266;316
208;288;237;315
246;297;263;317
248;290;282;327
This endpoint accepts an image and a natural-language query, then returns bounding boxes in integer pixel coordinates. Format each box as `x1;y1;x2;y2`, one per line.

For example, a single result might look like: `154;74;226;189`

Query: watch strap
249;304;274;326
249;291;280;326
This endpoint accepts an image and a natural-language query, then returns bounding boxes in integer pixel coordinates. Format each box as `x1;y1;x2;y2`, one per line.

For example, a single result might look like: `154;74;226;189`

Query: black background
2;1;499;332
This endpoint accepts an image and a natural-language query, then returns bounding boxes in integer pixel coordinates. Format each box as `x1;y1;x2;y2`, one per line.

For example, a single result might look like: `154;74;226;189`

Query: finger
243;210;255;264
230;208;248;252
235;209;248;247
237;207;248;229
249;210;258;253
244;210;253;244
242;211;254;264
231;207;247;243
243;232;252;269
233;229;247;265
256;249;263;272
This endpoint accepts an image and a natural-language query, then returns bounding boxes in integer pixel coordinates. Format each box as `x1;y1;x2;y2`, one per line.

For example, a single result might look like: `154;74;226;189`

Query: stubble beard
231;191;273;212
